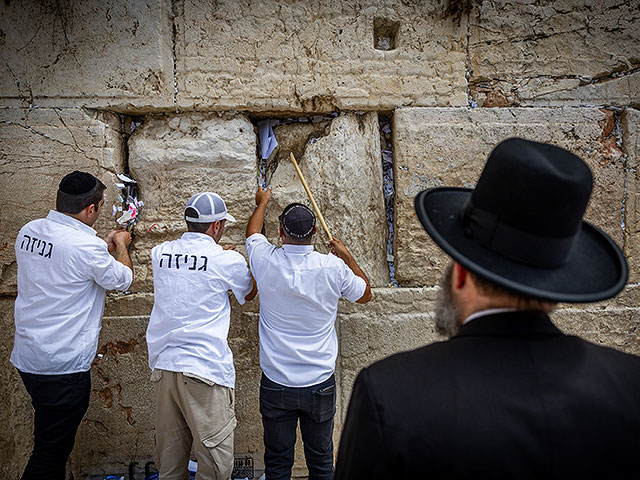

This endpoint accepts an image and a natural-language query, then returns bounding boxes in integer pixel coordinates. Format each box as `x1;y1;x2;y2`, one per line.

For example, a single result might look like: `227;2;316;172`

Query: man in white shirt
245;186;371;480
12;170;133;480
147;192;257;480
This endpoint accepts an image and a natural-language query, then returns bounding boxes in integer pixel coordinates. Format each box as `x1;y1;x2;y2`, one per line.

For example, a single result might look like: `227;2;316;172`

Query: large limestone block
0;108;125;294
263;113;389;287
0;1;173;110
337;287;440;422
393;107;626;286
469;0;640;107
105;292;155;318
553;284;640;356
175;0;468;112
128;113;257;292
0;297;32;480
622;108;640;283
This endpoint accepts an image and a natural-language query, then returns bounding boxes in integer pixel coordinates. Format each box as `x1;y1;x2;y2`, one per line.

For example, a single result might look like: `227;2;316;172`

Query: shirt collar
463;307;517;325
46;210;97;236
457;310;562;338
181;231;221;248
282;244;314;254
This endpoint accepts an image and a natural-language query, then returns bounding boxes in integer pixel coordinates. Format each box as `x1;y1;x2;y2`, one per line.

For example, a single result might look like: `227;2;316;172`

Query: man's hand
329;236;372;304
104;230;131;252
255;186;272;206
113;231;132;249
104;230;120;252
247;186;272;238
222;245;237;251
329;236;351;261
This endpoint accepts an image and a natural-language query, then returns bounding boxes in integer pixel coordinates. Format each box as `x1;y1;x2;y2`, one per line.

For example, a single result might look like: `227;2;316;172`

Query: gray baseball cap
184;192;236;223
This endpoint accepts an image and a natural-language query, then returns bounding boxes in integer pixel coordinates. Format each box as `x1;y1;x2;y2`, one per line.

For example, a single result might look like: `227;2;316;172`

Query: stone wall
1;0;638;478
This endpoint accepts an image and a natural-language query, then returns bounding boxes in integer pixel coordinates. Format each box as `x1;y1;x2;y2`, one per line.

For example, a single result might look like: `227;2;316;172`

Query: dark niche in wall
373;17;400;51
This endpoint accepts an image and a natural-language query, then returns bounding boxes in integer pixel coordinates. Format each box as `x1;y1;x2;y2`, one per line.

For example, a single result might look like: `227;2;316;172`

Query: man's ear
313;225;317;235
453;262;469;290
84;203;97;217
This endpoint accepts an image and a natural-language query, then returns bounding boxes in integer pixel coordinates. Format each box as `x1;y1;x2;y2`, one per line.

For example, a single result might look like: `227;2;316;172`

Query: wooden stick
289;152;332;240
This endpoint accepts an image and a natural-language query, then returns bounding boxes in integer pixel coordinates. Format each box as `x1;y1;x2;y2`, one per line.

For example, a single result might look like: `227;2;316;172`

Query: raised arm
329;236;372;304
246;186;272;238
112;231;133;272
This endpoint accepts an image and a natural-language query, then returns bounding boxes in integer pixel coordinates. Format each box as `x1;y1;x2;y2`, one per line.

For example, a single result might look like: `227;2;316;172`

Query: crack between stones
472;66;640;94
171;0;179;113
0;119;86;156
53;108;86;158
616;110;630;251
380;114;399;287
2;58;34;108
465;10;472;106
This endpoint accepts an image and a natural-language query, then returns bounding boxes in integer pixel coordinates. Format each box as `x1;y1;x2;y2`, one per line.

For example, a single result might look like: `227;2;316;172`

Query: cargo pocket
311;383;336;423
150;369;162;382
201;414;237;449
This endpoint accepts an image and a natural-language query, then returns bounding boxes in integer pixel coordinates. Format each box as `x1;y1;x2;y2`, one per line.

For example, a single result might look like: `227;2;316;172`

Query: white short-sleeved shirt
11;210;133;375
246;233;366;387
146;232;254;388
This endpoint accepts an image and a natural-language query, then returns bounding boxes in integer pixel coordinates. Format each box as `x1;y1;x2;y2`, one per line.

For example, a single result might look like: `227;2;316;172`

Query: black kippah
280;203;316;238
59;171;98;195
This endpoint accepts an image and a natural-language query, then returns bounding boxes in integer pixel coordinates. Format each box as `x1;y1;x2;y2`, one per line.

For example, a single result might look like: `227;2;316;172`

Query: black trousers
260;373;336;480
18;369;91;480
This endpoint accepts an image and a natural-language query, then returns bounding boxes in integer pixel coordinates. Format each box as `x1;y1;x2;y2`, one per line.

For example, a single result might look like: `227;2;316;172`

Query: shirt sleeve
225;252;254;305
337;258;367;303
84;241;133;291
245;233;275;278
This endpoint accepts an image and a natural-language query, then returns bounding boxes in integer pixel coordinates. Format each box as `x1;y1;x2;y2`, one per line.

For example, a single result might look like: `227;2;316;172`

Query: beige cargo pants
152;369;237;480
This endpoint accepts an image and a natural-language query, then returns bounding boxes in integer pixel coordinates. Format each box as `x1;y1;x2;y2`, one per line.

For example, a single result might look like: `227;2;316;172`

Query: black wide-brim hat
414;138;628;302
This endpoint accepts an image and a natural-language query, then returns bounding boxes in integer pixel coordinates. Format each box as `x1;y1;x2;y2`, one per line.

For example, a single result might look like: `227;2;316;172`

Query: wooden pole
289;152;332;240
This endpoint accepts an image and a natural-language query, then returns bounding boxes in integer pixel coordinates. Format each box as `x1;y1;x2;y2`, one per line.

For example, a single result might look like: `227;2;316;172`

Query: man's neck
61;211;94;227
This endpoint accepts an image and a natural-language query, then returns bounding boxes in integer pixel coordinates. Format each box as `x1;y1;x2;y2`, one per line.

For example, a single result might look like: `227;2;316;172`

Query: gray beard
434;262;463;338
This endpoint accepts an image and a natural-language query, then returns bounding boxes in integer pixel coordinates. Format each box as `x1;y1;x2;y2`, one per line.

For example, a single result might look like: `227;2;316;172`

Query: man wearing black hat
334;138;640;479
246;186;372;480
11;171;133;480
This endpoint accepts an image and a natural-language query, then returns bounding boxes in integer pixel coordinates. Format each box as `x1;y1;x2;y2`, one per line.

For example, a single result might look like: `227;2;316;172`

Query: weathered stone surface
622;108;640;283
554;284;640;356
469;0;640;107
0;297;32;480
0;108;125;294
393;107;626;286
175;0;468;112
230;309;266;477
264;113;389;287
105;292;155;318
0;1;173;110
71;315;155;478
337;287;440;422
128;113;257;292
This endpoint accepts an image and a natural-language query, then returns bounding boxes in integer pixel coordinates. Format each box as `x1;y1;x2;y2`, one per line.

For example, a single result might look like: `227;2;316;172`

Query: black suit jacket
335;311;640;479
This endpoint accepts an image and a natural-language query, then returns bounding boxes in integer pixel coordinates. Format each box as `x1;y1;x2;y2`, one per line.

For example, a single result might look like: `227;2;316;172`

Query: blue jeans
260;373;336;480
18;369;91;480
